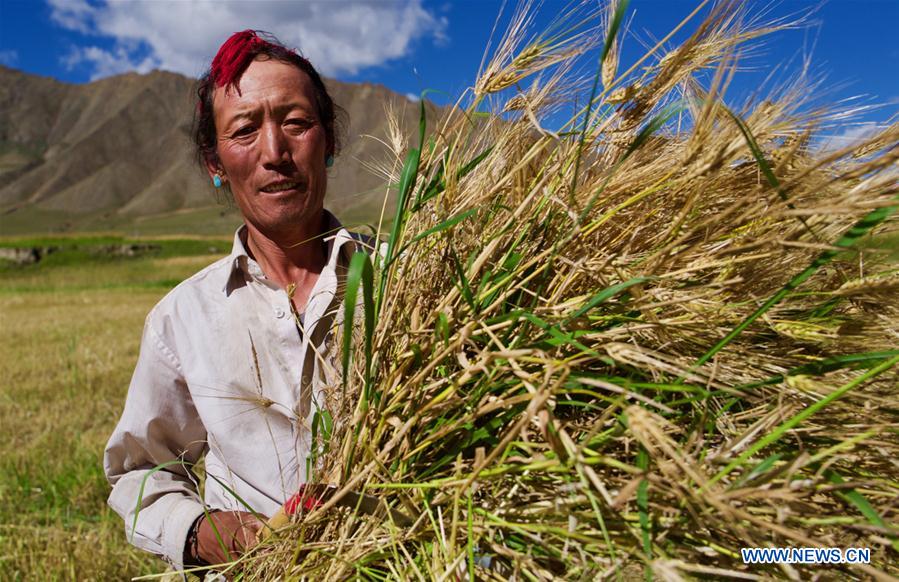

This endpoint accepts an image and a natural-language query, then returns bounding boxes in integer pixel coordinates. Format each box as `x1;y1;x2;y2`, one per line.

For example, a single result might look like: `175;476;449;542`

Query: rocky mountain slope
0;65;430;234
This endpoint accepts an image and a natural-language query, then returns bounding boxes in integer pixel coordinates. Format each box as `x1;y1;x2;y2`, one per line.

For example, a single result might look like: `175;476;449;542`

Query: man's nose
259;123;291;167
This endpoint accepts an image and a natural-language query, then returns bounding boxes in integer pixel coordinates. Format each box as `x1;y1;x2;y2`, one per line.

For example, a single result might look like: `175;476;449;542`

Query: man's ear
204;154;225;182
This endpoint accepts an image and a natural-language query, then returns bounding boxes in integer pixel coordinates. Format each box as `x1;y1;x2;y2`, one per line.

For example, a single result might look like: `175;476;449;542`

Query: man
104;31;364;570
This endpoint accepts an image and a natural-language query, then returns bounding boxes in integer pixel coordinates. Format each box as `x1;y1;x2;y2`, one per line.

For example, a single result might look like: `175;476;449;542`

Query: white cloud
48;0;95;33
63;45;158;80
48;0;447;80
0;49;19;66
405;92;420;102
818;122;884;153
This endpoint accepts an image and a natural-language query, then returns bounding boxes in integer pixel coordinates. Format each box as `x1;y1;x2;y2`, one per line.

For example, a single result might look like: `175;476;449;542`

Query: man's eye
286;119;312;130
232;126;255;137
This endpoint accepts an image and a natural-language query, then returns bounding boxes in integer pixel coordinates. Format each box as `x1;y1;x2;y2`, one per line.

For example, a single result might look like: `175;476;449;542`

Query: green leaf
398;209;479;259
199;505;232;564
467;489;475;581
308;411;321;479
738;350;899;390
412;157;445;212
130;459;192;544
378;96;428;314
706;354;899;488
636;446;652;580
321;409;334;443
571;0;631;203
522;312;599;357
721;105;824;244
203;472;262;515
566;277;650;321
690;197;899;371
825;470;899;552
343;251;375;398
414;146;494;212
733;453;781;488
450;246;477;312
578;102;684;222
436;312;450;346
600;0;630;66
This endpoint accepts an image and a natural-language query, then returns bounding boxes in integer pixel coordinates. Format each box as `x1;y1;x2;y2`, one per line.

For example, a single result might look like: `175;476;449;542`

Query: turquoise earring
213;174;223;188
326;155;334;168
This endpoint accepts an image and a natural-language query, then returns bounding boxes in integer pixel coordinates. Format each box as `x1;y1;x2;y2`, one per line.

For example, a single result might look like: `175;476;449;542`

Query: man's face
209;58;329;236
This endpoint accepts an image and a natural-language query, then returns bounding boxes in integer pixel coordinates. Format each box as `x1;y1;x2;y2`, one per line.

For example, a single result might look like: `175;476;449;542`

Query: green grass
1;199;386;239
0;235;230;294
0;205;244;237
0;243;221;579
867;230;899;262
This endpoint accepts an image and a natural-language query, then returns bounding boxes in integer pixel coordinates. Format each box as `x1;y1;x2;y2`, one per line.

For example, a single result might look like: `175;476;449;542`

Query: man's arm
104;318;208;570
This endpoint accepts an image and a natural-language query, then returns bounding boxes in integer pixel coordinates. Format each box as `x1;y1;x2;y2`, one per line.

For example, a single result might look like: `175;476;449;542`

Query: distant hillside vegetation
0;65;433;235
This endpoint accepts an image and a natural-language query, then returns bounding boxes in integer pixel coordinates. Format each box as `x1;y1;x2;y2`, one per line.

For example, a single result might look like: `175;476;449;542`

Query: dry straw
222;1;898;579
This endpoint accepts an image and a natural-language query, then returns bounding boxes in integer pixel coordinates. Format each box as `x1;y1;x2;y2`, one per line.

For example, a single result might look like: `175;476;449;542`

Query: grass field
0;206;244;238
0;236;228;579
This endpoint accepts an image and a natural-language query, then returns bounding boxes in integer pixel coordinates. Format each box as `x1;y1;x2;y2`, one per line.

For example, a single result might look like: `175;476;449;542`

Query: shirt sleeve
103;316;208;570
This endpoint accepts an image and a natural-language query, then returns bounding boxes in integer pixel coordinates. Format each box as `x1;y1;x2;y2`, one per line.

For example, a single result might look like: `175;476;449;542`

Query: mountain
0;65;432;236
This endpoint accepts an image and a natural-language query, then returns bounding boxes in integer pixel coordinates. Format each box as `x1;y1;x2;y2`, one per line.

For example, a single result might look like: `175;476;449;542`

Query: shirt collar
222;209;361;295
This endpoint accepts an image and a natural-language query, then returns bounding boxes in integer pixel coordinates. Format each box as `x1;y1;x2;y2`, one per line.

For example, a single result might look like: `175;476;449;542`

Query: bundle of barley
244;1;898;579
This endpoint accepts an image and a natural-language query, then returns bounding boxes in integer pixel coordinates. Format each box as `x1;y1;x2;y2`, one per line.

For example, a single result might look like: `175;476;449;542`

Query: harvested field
0;242;225;579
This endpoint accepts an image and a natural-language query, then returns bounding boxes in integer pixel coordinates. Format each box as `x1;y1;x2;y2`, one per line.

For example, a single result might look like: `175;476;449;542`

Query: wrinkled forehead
211;58;318;117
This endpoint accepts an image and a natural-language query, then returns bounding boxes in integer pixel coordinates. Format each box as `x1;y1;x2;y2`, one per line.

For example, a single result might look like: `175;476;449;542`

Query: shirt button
275;307;286;319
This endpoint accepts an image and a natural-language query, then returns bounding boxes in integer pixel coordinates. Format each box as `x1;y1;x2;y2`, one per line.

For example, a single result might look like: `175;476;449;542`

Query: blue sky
1;0;897;140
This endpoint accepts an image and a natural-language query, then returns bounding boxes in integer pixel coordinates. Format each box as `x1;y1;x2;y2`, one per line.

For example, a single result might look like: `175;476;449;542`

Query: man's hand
192;510;264;566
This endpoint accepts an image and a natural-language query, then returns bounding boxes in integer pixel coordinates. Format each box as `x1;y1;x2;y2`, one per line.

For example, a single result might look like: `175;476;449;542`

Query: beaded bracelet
185;510;219;567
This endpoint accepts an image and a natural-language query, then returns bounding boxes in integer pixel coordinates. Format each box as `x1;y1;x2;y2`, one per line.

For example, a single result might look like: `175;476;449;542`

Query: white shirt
104;211;363;569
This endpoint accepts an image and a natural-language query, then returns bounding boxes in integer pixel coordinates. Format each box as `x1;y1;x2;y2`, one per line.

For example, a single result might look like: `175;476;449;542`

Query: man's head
195;30;340;168
194;31;342;236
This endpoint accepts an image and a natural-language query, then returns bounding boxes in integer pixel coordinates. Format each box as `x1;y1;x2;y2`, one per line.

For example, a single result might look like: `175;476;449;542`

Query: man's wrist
184;510;217;567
